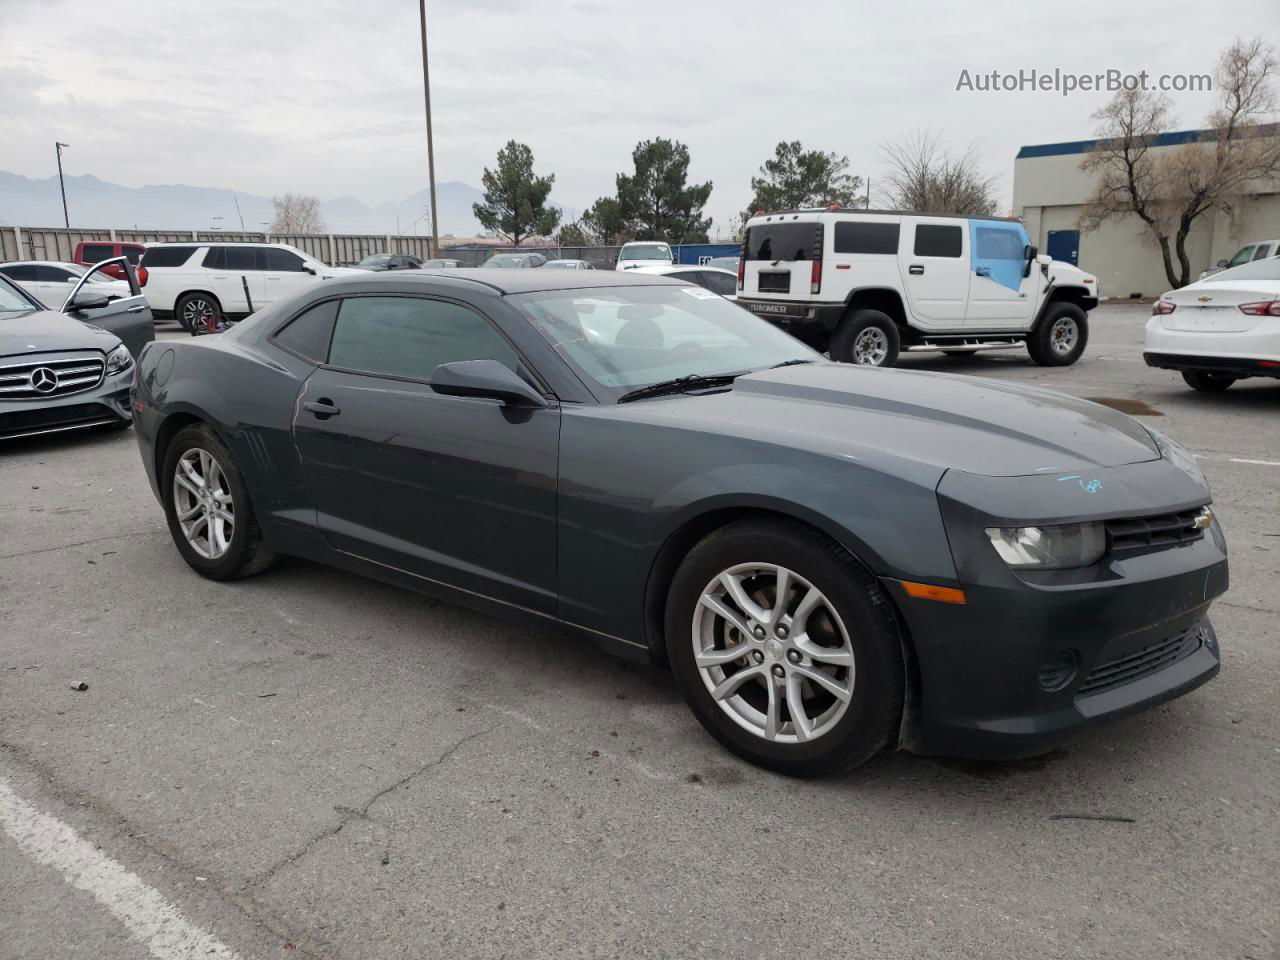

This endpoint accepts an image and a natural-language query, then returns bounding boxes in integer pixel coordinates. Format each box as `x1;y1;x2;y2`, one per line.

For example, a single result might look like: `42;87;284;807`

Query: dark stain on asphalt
1084;396;1163;416
931;749;1066;780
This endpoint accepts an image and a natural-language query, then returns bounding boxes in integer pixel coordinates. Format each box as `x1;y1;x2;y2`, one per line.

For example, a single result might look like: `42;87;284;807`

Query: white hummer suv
736;209;1099;367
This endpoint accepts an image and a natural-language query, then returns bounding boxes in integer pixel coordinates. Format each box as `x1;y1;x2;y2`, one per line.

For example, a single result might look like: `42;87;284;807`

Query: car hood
636;363;1160;478
0;309;120;357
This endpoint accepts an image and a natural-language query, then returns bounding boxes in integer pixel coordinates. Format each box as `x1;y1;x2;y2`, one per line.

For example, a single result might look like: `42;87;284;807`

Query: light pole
418;0;440;258
55;142;70;228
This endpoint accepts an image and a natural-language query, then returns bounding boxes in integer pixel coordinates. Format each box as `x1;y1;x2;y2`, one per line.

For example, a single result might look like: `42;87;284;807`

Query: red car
74;241;148;285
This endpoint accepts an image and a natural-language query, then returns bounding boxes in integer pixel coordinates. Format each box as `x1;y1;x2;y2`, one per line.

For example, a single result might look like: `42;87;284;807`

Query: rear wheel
830;309;901;368
162;423;275;580
1182;370;1237;392
1027;302;1088;366
175;292;221;334
665;519;904;777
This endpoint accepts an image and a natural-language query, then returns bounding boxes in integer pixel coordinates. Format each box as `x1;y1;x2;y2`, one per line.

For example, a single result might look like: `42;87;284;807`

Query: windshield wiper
771;358;816;369
617;372;744;404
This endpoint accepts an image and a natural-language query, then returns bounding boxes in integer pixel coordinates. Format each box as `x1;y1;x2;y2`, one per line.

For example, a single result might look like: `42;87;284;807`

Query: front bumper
0;372;133;440
890;463;1228;760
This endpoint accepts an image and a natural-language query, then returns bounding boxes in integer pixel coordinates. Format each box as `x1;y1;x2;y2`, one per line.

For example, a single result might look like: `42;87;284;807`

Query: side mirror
303;265;318;275
430;359;548;408
1022;244;1039;278
69;291;111;311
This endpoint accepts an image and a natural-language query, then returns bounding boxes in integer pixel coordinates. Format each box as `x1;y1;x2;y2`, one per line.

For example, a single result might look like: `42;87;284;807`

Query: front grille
1106;509;1205;555
1076;626;1202;698
0;402;117;439
0;353;105;400
757;272;791;294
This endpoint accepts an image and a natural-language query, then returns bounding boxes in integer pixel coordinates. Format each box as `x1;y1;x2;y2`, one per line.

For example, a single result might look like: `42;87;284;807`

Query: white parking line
1228;457;1280;468
0;779;240;960
1196;454;1280;468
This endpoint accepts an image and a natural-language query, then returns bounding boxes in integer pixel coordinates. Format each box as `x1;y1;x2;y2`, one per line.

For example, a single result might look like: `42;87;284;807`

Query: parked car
737;208;1098;367
74;240;148;283
1196;238;1279;281
615;241;674;271
356;253;422;271
1145;255;1280;391
422;259;462;269
139;242;362;331
624;264;738;299
0;260;153;440
131;270;1225;776
544;259;596;270
0;261;134;307
482;252;547;268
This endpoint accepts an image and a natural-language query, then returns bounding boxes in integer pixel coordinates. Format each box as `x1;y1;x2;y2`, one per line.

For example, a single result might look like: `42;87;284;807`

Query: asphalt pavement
1;303;1276;960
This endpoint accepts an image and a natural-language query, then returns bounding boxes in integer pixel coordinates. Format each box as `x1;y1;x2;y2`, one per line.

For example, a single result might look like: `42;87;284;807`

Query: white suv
139;242;360;330
615;241;674;271
736;209;1099;367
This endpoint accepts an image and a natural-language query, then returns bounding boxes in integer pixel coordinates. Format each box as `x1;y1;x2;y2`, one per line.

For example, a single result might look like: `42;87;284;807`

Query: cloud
1;0;1274;232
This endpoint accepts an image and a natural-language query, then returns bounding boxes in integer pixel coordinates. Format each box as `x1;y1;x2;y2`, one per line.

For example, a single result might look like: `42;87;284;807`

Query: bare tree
1081;36;1280;288
270;193;326;234
879;130;998;215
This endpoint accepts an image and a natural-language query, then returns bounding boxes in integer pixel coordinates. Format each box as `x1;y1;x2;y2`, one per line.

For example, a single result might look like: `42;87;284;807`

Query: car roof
749;208;1022;224
0;260;78;268
350;268;685;296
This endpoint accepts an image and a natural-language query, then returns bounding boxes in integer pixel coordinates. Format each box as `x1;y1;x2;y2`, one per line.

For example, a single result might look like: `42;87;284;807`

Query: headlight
1146;426;1207;488
105;344;132;375
985;522;1106;569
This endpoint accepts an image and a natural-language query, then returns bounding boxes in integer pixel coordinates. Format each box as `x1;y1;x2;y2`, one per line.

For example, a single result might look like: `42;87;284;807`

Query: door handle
908;265;925;275
975;266;991;277
126;305;147;313
303;399;340;419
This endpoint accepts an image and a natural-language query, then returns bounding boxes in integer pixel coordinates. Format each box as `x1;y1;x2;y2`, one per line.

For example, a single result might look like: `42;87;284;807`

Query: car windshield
514;283;817;400
1224;246;1256;268
1204;258;1280;283
359;255;392;267
619;244;671;261
0;277;39;315
708;257;739;271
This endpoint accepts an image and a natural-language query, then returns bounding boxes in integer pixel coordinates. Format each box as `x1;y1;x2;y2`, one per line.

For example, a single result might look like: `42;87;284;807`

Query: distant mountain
0;172;488;236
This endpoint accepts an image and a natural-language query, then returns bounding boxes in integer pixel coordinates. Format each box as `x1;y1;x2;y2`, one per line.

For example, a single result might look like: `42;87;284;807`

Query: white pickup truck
736;209;1099;367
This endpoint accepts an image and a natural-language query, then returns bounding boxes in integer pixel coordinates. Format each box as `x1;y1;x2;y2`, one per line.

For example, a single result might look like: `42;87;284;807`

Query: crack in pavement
244;723;500;891
0;530;159;561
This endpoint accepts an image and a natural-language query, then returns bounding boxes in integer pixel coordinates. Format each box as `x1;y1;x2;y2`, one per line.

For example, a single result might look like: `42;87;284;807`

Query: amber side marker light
899;581;967;605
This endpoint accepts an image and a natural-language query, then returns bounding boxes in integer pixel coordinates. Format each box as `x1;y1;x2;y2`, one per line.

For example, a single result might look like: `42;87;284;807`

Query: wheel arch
151;405;231;497
843;286;911;332
1043;284;1097;315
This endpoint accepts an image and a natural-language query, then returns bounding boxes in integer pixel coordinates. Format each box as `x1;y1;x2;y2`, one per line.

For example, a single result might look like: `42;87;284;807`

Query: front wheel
162;423;275;580
665;519;905;777
830;309;901;368
1182;370;1237;392
1027;303;1088;366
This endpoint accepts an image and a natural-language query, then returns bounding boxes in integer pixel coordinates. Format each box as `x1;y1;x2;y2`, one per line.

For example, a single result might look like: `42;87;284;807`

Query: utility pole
55;142;70;228
233;193;246;231
418;0;440;258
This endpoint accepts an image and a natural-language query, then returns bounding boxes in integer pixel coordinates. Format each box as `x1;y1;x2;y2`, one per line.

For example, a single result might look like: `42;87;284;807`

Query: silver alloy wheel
1049;316;1078;355
852;327;889;365
692;563;855;743
173;447;235;560
182;297;216;328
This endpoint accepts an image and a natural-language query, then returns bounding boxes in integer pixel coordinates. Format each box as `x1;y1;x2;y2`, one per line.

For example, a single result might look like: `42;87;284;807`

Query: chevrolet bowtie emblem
1197;295;1213;302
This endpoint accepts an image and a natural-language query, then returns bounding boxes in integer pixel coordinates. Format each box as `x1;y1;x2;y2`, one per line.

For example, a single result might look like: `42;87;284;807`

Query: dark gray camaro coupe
131;270;1228;775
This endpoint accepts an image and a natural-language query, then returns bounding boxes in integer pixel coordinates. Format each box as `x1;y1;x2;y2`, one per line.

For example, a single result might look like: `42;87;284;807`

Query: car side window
35;265;73;282
1;264;37;281
81;244;113;263
327;296;521;382
274;300;339;362
1252;244;1272;262
264;248;306;272
202;247;226;270
224;247;264;271
913;224;963;258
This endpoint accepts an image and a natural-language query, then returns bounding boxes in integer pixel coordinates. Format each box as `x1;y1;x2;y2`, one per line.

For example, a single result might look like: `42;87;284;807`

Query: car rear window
80;243;114;263
913;224;963;258
833;221;899;255
141;246;198;268
743;223;821;261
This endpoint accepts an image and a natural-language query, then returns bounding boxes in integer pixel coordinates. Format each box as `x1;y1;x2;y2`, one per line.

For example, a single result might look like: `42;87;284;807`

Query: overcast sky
2;0;1275;234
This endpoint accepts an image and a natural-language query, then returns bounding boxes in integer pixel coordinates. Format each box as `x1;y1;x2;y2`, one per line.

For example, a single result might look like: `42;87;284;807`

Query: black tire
664;518;905;777
161;423;275;580
829;309;901;368
1027;302;1088;366
1182;370;1237;392
175;292;222;334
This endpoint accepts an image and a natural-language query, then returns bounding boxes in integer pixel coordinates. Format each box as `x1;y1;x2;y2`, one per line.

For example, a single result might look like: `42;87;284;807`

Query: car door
258;246;316;307
202;246;258;314
63;259;154;358
900;218;969;328
290;293;560;612
965;221;1038;328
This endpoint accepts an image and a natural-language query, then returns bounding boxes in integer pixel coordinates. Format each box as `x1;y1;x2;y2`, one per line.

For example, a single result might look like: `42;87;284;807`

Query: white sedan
621;264;739;300
0;260;133;310
1145;257;1280;391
